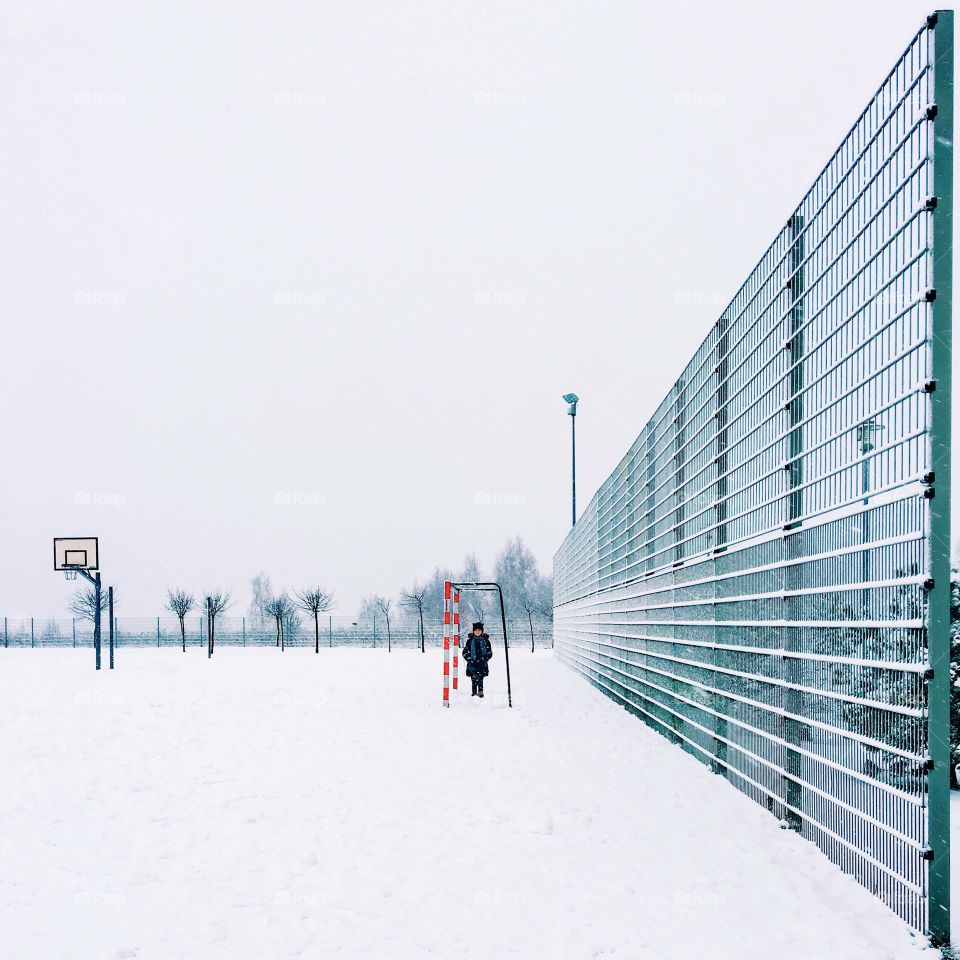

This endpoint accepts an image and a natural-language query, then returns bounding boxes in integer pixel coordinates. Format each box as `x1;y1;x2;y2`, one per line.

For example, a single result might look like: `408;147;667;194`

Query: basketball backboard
54;537;99;571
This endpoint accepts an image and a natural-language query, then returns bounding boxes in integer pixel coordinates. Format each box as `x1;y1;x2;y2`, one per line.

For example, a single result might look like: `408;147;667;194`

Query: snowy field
2;648;931;960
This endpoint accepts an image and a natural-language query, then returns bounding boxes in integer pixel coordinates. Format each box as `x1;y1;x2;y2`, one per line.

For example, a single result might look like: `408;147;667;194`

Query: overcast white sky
0;0;950;617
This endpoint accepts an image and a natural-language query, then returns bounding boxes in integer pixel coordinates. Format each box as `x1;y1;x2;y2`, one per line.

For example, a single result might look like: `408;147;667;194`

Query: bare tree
166;589;195;652
294;587;336;653
376;596;393;652
401;585;428;653
517;593;551;652
68;584;114;623
248;572;272;636
493;538;553;651
204;590;231;656
459;553;487;620
264;594;293;651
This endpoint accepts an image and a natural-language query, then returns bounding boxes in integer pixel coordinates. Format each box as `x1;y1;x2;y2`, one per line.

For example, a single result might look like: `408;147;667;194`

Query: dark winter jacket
463;632;493;678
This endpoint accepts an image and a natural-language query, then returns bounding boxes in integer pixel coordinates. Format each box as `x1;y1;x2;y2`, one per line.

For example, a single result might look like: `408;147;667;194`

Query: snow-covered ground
2;648;931;960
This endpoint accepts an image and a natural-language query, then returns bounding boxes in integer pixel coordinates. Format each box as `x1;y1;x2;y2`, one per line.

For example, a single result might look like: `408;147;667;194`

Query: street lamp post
563;393;579;526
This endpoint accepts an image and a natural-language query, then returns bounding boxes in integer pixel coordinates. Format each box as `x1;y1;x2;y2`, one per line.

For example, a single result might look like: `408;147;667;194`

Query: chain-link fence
554;13;952;942
0;615;554;651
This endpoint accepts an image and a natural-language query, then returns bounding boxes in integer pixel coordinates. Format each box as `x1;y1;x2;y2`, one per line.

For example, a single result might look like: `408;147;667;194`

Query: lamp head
563;392;579;416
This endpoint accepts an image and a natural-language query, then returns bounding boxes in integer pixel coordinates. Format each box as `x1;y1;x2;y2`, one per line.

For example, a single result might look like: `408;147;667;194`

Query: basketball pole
108;586;115;670
94;572;102;671
70;567;102;670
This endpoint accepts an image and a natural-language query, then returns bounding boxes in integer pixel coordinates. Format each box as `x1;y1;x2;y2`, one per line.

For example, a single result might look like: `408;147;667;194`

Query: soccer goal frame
442;580;513;708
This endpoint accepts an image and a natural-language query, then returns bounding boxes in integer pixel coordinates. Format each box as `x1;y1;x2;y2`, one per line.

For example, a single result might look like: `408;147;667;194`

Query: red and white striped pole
442;580;451;707
452;590;460;691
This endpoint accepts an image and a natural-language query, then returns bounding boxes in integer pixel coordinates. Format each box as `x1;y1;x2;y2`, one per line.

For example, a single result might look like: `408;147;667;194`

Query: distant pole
31;617;34;648
571;415;576;525
495;583;513;709
72;618;75;648
4;616;7;648
242;616;246;647
157;616;161;647
108;588;115;669
329;615;333;648
563;393;579;526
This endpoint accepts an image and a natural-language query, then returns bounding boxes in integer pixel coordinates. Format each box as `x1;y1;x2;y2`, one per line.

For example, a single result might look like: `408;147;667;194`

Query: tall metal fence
0;615;554;651
553;14;952;942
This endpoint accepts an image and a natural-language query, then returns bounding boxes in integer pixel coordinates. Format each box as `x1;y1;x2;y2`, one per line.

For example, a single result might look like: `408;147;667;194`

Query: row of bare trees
392;537;553;652
164;589;231;654
356;592;433;653
165;584;336;654
68;536;549;656
263;588;336;652
354;537;552;653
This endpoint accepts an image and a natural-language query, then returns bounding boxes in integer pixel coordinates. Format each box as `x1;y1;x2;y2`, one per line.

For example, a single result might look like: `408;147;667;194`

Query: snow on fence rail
0;615;554;650
553;14;952;943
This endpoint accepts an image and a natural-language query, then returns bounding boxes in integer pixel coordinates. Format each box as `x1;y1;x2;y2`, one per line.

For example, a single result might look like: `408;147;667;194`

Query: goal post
442;580;513;708
442;581;451;707
452;589;460;692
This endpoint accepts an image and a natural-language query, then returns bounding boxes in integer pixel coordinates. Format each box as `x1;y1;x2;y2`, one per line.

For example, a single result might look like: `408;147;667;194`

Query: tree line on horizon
357;535;553;653
63;534;552;653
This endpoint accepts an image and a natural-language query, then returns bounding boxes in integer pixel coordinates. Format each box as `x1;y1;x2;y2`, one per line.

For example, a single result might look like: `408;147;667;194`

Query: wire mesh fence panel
0;616;554;651
553;14;952;941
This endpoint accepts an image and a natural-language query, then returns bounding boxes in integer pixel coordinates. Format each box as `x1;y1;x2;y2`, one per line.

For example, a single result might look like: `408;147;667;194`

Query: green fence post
926;8;953;947
31;617;34;648
157;616;161;647
781;211;806;831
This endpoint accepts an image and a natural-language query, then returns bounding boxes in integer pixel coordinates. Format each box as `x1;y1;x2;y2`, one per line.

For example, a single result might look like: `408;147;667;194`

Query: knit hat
472;621;484;632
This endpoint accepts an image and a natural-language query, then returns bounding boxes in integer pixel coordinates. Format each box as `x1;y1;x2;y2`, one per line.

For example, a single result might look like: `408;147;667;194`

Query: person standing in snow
462;621;493;698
